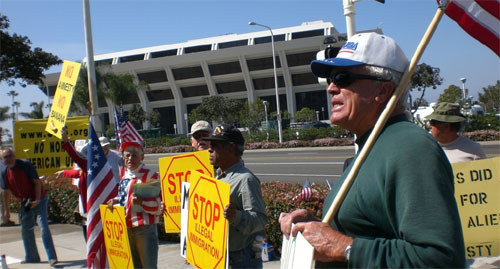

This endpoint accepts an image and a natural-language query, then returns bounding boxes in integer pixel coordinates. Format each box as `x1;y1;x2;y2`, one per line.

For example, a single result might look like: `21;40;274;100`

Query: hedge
9;176;330;256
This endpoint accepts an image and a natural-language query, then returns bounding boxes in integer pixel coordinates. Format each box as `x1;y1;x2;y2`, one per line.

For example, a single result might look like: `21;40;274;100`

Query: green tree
148;109;162;128
438;85;462;104
73;67;144;113
412;98;428;109
188;96;243;125
0;106;10;145
0;14;61;87
128;104;146;129
20;101;45;119
409;63;443;115
240;98;265;133
478;80;500;113
295;107;316;122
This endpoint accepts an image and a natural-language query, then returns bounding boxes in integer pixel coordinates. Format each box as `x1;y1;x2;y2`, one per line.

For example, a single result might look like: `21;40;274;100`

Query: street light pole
459;77;467;101
249;21;283;143
263;100;269;141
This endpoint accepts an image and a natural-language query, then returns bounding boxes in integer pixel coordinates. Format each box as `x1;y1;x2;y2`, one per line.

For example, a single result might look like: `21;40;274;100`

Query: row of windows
103;29;325;62
134;50;316;84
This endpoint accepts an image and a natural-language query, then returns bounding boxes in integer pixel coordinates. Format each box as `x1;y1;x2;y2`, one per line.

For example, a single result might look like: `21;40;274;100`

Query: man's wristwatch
344;244;352;261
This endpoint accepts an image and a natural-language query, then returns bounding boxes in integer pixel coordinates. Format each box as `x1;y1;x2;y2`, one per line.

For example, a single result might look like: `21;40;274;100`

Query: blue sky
1;0;499;136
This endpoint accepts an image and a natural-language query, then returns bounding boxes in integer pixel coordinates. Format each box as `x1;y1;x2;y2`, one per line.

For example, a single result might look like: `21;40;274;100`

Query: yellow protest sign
100;205;133;269
45;60;81;138
452;157;500;258
13;116;89;175
186;171;230;269
159;150;213;233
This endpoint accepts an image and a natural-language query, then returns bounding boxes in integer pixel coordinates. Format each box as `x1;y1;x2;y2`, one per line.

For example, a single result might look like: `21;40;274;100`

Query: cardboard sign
452;157;500;258
186;171;230;269
45;60;81;138
13;116;89;175
280;225;314;269
159;151;213;233
100;205;133;269
180;182;190;258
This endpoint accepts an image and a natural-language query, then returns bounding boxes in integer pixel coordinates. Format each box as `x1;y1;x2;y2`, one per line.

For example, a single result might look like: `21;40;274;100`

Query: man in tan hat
426;102;486;163
189;120;212;151
98;136;122;184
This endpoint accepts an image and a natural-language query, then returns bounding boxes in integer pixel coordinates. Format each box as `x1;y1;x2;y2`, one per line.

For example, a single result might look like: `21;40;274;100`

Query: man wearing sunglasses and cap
203;125;268;268
279;33;464;267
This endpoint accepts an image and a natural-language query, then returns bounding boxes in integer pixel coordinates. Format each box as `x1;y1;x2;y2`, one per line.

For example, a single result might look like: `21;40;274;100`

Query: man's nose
327;82;340;95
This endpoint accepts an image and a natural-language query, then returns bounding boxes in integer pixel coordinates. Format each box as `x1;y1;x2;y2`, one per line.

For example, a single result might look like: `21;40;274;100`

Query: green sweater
319;115;465;268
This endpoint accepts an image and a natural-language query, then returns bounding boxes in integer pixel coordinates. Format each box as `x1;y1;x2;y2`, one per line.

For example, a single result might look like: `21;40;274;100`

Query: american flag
86;120;118;268
114;106;143;148
439;0;499;56
293;179;313;201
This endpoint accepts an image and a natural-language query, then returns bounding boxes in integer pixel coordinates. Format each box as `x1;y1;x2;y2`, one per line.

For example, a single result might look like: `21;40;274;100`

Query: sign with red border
186;171;230;269
100;205;133;269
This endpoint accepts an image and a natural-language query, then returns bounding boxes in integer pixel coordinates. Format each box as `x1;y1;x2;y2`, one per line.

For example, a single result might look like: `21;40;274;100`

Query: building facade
42;21;379;134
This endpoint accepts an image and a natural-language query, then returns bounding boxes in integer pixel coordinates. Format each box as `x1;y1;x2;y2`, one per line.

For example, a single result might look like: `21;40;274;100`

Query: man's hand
279;209;318;239
293;221;354;262
29;200;40;209
107;198;116;211
55;170;65;179
61;126;69;142
224;202;237;222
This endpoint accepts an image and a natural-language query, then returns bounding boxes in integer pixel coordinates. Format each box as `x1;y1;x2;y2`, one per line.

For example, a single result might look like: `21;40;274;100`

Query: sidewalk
0;214;280;268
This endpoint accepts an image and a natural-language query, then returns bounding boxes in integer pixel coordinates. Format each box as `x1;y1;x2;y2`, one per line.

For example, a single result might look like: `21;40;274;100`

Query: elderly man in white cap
189;120;212;151
98;136;122;184
279;33;465;268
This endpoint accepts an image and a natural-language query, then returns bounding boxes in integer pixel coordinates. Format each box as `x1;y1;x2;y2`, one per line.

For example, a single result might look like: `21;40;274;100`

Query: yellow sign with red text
46;60;81;138
186;171;230;269
159;150;213;233
100;205;133;269
452;157;500;258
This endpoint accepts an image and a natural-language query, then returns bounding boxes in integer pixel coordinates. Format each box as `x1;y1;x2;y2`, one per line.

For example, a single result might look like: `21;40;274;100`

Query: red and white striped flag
439;0;500;56
115;107;143;146
86;120;118;268
293;179;313;201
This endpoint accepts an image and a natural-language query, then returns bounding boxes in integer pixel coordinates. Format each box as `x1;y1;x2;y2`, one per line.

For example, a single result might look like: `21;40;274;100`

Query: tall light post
459;77;467;101
263;100;269;141
249;21;283;143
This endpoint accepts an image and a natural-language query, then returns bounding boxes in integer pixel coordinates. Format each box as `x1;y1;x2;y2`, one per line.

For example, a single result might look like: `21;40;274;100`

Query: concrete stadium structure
42;21;380;134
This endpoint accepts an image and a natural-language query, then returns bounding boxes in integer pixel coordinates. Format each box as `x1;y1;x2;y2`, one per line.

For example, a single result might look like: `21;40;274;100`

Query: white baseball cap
311;33;409;78
190;120;212;135
99;136;111;147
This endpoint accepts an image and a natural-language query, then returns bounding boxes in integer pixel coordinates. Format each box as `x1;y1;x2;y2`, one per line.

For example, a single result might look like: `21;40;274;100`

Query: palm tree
73;66;146;113
20;101;45;119
0;106;11;122
7;90;18;119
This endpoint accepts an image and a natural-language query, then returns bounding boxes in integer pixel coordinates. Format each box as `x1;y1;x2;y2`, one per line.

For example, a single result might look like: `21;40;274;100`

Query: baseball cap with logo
311;33;409;78
189;120;212;136
202;125;245;146
425;102;466;123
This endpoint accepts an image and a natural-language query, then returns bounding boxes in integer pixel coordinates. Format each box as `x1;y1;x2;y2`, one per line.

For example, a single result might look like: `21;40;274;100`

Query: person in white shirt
426;102;487;163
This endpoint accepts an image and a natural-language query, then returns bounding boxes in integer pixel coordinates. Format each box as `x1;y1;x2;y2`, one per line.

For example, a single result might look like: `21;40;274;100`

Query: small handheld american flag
114;106;143;150
293;179;313;201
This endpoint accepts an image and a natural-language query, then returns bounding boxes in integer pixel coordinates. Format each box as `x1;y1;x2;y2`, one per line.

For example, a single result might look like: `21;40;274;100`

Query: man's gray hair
364;65;411;112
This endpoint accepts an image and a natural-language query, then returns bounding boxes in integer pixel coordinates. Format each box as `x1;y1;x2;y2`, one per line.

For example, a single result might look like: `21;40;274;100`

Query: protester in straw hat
279;33;464;268
426;102;486;163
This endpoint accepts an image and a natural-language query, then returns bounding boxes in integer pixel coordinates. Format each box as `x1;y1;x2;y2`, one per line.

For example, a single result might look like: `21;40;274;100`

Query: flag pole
322;3;449;224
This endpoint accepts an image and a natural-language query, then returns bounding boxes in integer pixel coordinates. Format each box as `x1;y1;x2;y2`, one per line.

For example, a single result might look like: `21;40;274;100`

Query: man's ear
374;81;395;104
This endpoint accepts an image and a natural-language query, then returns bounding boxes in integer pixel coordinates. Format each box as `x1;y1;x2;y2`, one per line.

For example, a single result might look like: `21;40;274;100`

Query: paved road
144;142;500;185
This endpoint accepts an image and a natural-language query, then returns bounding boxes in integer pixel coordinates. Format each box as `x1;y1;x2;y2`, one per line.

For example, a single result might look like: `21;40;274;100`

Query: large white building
42;21;380;134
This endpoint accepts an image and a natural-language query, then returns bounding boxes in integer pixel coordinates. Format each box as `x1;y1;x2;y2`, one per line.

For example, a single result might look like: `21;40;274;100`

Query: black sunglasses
327;71;391;88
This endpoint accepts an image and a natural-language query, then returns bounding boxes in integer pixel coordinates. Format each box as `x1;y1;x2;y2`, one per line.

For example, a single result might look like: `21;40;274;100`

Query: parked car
300;121;331;129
